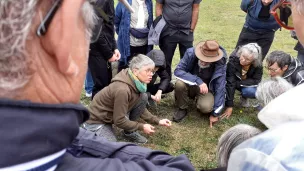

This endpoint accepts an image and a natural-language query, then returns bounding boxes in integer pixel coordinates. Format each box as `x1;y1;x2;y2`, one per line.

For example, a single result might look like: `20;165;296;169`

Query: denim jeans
241;87;257;99
85;69;94;94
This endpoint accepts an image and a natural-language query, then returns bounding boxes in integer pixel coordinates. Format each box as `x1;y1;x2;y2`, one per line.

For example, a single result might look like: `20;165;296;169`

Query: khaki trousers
175;80;214;114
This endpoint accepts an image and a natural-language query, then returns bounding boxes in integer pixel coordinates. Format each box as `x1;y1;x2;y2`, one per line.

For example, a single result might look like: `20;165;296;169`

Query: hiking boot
167;83;175;93
173;108;188;123
240;97;250;108
123;131;148;144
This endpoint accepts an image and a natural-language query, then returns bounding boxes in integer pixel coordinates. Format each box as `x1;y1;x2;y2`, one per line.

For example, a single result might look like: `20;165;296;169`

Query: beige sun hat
195;40;224;62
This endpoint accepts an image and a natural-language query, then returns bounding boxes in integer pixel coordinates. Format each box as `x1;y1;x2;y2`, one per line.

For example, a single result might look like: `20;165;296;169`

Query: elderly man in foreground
0;0;195;170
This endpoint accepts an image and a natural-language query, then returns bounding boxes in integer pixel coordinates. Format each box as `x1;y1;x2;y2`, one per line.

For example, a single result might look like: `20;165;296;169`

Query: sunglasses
270;0;294;30
36;0;104;43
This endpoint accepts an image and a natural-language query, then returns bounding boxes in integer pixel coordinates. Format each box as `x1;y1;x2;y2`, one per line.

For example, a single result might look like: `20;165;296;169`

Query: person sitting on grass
146;49;174;105
266;50;304;86
173;40;227;128
222;43;263;119
83;54;172;144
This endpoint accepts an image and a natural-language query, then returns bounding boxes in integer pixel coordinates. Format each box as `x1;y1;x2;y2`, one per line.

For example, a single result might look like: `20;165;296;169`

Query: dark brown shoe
173;108;188;122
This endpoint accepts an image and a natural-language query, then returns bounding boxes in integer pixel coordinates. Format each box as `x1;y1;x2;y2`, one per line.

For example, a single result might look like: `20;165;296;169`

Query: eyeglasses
36;0;62;37
270;0;294;30
142;68;157;75
36;0;104;43
265;66;280;72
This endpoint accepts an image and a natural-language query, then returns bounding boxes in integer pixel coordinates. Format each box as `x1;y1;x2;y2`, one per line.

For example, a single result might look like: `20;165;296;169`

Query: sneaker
240;97;250;108
173;108;188;123
123;131;148;144
147;99;157;108
85;92;92;98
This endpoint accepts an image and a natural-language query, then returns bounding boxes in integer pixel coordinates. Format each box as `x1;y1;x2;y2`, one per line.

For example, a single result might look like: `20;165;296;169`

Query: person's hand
221;107;233;119
114;49;121;60
209;115;219;128
143;124;155;135
108;54;118;62
108;49;121;62
199;83;208;94
151;90;162;103
158;119;172;127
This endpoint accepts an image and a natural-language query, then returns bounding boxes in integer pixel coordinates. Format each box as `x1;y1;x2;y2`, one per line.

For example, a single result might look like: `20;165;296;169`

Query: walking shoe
173;108;188;123
123;131;148;144
240;97;250;108
147;98;157;108
85;92;92;98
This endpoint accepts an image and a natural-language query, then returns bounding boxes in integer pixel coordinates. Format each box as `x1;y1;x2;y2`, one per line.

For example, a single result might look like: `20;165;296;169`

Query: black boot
173;108;188;122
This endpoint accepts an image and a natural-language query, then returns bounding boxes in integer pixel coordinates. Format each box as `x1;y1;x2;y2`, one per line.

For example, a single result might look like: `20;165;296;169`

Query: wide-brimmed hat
195;40;224;62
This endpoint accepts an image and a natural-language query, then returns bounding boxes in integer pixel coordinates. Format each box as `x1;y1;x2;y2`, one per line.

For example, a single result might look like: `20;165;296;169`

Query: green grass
82;0;297;169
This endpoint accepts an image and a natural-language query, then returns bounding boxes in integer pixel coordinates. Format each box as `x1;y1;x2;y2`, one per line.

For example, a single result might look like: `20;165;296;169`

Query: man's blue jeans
85;69;94;94
241;87;257;98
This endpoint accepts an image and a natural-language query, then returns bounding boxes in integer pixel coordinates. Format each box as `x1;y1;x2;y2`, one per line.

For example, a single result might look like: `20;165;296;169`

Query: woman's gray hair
291;0;304;15
0;0;96;95
237;43;262;67
129;54;155;70
256;77;294;106
217;124;262;167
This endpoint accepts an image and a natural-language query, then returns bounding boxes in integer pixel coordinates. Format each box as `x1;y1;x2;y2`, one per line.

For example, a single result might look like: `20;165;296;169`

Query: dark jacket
115;0;153;64
174;47;227;116
90;0;117;60
225;53;263;107
87;69;160;132
0;99;195;171
241;0;281;32
283;58;304;86
294;41;304;54
147;50;170;92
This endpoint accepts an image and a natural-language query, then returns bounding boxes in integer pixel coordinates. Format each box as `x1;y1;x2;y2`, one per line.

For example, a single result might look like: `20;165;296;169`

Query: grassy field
81;0;298;170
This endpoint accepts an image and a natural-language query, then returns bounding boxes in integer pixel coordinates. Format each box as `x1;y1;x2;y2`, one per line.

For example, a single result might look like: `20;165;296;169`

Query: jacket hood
146;50;166;68
111;69;138;92
283;58;303;79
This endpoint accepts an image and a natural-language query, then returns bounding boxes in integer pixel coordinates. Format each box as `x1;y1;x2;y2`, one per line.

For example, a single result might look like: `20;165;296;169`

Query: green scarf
128;69;147;93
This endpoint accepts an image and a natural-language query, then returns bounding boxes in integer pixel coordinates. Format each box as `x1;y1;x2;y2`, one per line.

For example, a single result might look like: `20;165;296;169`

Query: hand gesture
199;83;208;94
209;115;219;128
221;107;233;119
151;90;162;103
143;124;155;135
158;119;172;127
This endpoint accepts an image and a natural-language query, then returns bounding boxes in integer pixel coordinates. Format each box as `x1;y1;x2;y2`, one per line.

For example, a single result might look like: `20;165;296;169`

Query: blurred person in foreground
0;0;195;170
